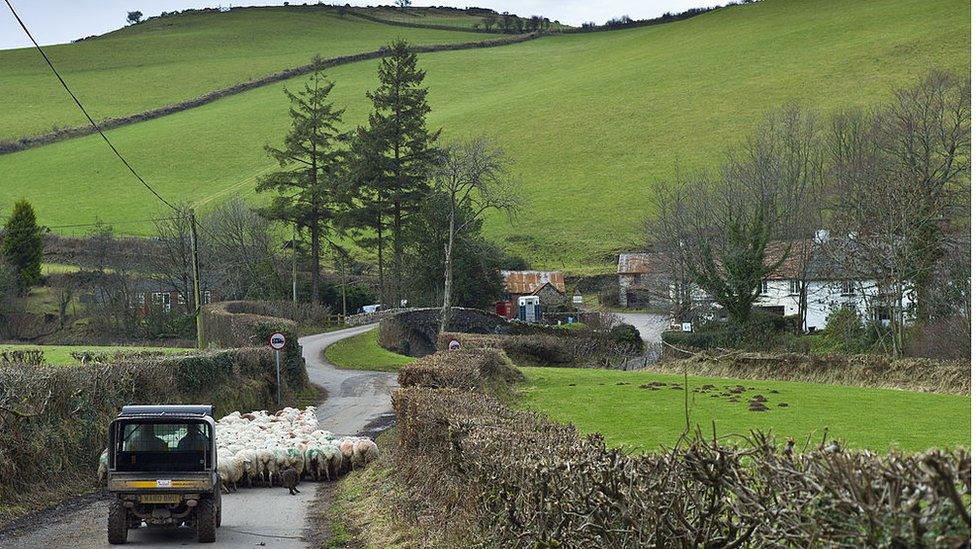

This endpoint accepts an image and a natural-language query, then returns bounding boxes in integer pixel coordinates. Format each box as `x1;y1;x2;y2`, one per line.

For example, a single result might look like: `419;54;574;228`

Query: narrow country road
300;324;398;436
1;325;395;549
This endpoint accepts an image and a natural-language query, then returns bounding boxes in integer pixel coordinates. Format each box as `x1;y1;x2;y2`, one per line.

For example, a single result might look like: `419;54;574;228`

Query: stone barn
500;270;566;316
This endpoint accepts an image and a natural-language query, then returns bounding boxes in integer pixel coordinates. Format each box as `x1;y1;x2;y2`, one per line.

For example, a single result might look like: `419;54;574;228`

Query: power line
3;0;179;212
45;217;183;230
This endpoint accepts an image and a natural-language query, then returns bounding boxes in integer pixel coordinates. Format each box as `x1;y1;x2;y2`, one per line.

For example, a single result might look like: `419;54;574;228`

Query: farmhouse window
789;280;802;295
177;293;186;306
204;290;212;304
760;280;769;294
840;280;856;296
152;292;172;312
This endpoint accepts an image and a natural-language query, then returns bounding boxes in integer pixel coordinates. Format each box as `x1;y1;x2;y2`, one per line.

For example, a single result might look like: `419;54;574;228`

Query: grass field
0;6;481;141
0;343;189;365
0;0;968;272
518;367;971;453
324;329;415;372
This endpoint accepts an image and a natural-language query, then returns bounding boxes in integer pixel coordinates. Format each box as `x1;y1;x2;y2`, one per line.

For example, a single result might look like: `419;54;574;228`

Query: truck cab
105;405;221;544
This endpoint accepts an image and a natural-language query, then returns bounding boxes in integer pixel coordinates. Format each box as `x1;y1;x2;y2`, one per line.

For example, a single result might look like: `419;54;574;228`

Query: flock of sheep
214;406;379;492
97;406;380;493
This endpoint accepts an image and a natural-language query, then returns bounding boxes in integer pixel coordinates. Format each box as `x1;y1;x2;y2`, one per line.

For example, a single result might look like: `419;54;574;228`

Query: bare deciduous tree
433;138;520;332
656;106;820;324
825;71;970;355
201;198;284;301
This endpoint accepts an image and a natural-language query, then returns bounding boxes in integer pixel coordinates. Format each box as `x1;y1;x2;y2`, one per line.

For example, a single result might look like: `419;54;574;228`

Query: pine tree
354;40;440;307
2;200;43;292
256;68;350;303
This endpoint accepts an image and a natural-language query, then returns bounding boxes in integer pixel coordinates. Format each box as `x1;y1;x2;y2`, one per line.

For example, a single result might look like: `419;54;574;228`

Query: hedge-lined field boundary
0;34;541;155
651;350;971;395
390;349;971;546
436;331;641;368
0;348;302;525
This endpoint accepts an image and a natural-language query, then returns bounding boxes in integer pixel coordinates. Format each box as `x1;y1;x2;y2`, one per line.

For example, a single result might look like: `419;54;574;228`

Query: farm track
0;33;542;155
0;324;393;548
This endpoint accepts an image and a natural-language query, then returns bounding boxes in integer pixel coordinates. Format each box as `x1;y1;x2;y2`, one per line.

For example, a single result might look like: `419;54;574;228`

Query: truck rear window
114;421;211;472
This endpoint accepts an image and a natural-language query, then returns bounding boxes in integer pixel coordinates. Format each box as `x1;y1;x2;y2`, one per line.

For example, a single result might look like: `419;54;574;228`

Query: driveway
0;325;392;549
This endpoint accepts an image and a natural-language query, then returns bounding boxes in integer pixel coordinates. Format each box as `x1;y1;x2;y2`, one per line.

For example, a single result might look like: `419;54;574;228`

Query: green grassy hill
0;0;968;273
1;6;485;141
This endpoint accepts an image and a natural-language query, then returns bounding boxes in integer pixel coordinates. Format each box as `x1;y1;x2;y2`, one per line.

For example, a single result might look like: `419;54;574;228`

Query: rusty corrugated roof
617;252;664;275
501;270;566;294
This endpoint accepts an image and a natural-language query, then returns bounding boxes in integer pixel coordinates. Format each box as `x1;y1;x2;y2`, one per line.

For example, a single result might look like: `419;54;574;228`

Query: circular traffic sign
269;332;287;350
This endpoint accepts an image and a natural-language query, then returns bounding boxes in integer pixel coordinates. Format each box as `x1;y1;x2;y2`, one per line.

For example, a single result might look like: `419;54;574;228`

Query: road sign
269;332;286;350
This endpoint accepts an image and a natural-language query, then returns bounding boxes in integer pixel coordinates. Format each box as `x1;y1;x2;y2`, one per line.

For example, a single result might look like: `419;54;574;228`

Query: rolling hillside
0;6;486;141
0;0;969;273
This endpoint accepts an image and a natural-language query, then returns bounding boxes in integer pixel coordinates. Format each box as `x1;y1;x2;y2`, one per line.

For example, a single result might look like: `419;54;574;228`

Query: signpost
269;332;286;406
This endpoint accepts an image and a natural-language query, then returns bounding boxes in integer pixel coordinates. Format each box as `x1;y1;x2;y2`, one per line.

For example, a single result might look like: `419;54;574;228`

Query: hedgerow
391;351;971;547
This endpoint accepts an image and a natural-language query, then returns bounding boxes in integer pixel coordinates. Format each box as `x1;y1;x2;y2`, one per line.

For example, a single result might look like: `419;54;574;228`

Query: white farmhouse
617;232;913;331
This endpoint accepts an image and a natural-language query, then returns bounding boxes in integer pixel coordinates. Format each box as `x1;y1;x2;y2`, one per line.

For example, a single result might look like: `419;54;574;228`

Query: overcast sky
1;0;717;50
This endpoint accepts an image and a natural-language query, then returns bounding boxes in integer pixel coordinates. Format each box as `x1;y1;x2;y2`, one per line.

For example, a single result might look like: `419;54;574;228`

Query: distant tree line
577;0;761;33
478;13;552;33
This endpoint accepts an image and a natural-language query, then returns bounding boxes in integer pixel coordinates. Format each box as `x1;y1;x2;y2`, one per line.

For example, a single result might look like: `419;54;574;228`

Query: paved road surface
301;324;398;435
615;312;669;343
1;325;393;549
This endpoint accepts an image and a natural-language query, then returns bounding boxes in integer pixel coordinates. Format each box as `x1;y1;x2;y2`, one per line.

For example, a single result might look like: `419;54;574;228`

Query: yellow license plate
139;494;181;504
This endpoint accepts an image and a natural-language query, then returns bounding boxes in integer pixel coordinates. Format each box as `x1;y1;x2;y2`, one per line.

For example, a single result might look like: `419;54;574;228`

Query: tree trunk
393;200;402;308
440;206;456;333
310;146;321;303
376;210;386;308
310;219;320;304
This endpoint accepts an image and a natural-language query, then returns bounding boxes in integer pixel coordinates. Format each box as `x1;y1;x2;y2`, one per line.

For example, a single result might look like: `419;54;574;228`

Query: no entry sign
269;332;286;350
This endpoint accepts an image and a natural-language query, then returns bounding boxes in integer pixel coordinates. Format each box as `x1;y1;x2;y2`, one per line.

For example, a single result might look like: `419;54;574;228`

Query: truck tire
196;500;217;543
215;487;222;528
107;500;128;545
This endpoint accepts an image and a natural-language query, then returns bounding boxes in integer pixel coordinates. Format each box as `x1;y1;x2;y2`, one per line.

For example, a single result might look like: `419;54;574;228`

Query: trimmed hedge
397;349;522;392
649;352;971;395
202;301;307;388
391;353;971;547
436;331;640;368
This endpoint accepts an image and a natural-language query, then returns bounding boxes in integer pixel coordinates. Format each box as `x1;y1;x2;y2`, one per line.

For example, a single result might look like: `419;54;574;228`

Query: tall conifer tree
2;200;42;292
351;40;439;306
256;68;349;302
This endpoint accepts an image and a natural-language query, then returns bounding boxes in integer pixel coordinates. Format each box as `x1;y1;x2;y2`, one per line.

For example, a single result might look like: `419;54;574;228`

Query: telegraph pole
189;209;205;349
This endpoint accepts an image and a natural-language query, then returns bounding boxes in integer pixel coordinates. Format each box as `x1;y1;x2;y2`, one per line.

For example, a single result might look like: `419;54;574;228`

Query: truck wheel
215;488;222;528
196;500;217;543
107;500;128;545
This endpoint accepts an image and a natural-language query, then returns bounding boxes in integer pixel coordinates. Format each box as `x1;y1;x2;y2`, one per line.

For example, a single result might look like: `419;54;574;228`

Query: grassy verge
518;366;971;453
309;429;430;549
0;344;189;365
324;330;415;372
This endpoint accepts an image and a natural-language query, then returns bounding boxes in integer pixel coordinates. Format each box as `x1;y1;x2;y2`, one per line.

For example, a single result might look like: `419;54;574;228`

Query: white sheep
97;448;108;483
352;438;379;469
217;454;248;493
